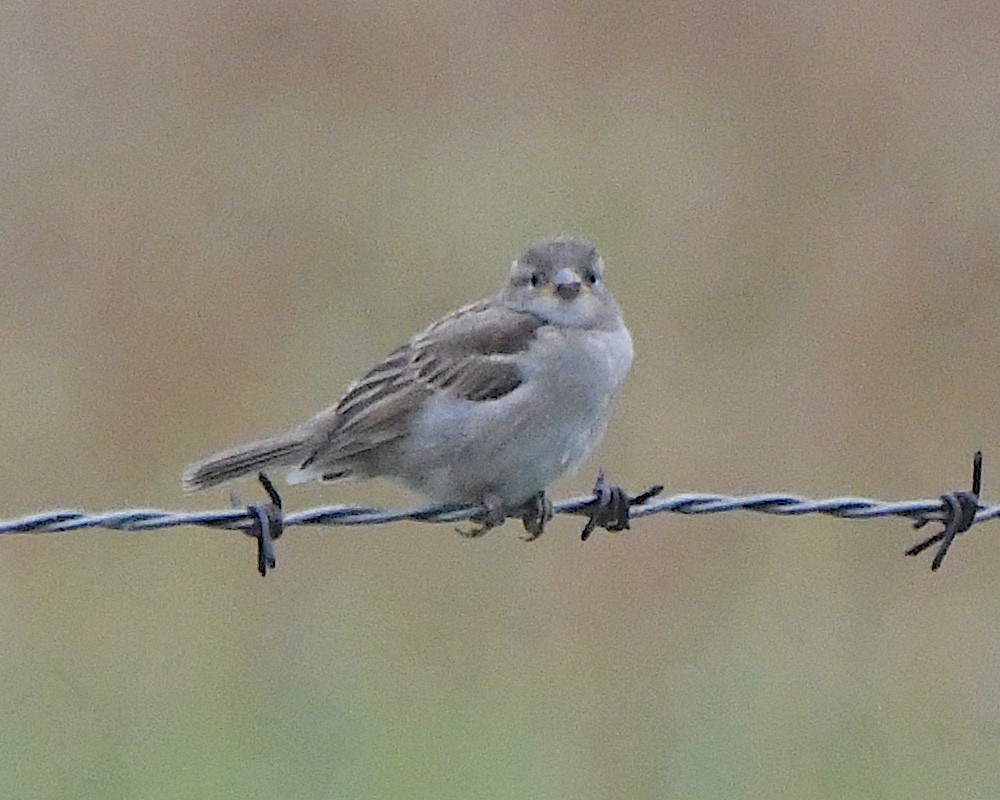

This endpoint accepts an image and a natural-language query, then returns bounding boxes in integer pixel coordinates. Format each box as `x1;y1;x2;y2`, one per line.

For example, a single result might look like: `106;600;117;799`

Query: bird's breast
527;323;633;410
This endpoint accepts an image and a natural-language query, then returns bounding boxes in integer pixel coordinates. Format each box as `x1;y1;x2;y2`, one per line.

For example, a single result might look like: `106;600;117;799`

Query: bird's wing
299;301;544;468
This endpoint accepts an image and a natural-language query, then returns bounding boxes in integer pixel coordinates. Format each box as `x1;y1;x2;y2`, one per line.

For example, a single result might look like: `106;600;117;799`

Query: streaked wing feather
410;301;542;401
300;301;543;468
414;351;523;401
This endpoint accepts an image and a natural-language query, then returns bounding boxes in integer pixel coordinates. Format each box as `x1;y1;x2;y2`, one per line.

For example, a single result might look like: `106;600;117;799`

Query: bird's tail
181;431;307;491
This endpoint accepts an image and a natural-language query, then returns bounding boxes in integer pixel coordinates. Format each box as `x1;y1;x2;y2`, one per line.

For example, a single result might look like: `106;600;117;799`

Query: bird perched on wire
182;235;633;538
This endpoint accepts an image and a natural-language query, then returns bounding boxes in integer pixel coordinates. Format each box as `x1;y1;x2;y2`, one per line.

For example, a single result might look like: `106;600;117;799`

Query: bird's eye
529;273;541;287
585;270;598;285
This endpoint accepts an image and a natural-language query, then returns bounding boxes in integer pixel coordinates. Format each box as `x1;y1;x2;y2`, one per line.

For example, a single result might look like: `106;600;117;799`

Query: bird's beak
554;268;582;300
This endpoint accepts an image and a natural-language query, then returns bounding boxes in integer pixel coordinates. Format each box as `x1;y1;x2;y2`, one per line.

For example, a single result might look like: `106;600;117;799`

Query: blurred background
3;1;1000;797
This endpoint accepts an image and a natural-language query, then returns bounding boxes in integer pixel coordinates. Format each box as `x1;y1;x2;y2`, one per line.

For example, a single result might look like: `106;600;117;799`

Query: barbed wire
0;453;990;577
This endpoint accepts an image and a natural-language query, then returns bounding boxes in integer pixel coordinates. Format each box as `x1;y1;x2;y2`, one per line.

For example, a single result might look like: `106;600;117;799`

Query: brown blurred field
3;2;1000;797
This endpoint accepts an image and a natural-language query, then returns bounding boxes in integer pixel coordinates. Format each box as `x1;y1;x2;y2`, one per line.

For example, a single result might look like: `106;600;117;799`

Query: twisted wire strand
3;491;998;535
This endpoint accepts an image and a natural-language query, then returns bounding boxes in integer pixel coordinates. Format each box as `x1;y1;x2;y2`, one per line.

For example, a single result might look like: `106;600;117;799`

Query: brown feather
297;303;542;471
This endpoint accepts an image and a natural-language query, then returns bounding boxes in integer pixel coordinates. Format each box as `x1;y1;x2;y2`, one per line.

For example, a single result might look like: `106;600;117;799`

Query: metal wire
3;489;998;533
1;455;991;574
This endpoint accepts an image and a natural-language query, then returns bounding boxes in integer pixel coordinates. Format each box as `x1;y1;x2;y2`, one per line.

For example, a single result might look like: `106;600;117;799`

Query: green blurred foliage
2;2;1000;797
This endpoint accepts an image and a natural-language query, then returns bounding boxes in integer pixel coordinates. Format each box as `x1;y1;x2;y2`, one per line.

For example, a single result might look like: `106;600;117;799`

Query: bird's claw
519;492;553;541
455;494;507;538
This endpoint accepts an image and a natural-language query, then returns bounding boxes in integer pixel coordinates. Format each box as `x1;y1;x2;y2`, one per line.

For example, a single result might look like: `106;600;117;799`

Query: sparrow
182;235;633;538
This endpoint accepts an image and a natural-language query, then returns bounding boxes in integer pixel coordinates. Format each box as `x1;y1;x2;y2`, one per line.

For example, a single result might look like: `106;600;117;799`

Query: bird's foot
456;493;508;538
519;491;553;541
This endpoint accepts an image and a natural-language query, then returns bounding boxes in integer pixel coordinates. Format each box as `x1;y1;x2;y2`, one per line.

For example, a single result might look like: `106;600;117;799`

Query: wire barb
579;470;664;541
906;451;983;571
230;473;284;576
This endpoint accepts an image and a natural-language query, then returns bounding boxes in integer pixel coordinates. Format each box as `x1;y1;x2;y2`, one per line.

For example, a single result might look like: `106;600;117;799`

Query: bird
182;235;632;538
